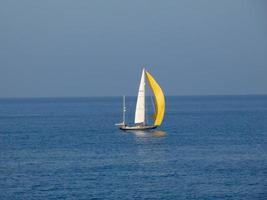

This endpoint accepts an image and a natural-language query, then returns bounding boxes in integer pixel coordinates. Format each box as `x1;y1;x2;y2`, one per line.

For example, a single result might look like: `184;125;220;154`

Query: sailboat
116;68;165;131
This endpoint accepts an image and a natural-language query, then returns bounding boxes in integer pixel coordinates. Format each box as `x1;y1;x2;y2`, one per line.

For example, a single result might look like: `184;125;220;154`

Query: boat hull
118;125;157;131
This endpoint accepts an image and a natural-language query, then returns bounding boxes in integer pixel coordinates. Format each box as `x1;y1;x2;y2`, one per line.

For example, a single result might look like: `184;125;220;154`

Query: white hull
117;124;157;131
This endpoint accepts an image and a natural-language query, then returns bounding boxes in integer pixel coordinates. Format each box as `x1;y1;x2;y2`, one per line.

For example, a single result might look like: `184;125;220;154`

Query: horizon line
0;93;267;99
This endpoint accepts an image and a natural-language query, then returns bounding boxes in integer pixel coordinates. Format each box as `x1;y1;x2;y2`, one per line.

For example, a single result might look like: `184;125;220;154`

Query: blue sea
0;95;267;200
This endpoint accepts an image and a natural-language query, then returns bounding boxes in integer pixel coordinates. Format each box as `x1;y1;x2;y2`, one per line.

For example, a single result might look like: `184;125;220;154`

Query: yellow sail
145;71;165;126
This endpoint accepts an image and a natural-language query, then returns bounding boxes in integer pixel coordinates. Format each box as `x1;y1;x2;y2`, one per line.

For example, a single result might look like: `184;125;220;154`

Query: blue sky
0;0;267;97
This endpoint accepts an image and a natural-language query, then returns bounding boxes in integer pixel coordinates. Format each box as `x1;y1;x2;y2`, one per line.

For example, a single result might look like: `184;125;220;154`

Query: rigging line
145;94;148;124
150;91;156;114
147;102;149;125
145;86;149;125
147;86;156;126
145;75;148;124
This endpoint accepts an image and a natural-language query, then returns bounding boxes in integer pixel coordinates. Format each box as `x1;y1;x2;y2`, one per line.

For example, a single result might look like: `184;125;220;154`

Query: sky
0;0;267;97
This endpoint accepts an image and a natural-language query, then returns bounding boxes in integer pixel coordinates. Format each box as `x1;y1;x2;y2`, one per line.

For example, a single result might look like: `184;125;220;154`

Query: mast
122;95;126;125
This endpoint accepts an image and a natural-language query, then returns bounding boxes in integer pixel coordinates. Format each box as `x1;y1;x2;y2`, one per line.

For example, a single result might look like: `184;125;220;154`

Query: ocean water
0;95;267;200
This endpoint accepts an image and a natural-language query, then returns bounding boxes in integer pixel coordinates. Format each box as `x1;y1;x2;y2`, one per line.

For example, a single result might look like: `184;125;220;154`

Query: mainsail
145;71;165;126
134;69;146;124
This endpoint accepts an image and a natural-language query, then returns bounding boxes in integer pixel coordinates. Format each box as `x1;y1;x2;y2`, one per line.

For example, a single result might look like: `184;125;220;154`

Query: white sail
134;69;146;124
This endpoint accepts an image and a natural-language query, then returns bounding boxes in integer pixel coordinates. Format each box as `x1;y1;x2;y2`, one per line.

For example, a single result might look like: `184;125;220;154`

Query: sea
0;95;267;200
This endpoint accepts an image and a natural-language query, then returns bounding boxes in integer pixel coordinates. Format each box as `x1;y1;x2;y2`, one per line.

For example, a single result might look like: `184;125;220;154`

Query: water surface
0;96;267;199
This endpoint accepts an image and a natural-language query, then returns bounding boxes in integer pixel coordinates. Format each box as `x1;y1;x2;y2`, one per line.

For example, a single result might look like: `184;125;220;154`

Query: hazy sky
1;0;267;97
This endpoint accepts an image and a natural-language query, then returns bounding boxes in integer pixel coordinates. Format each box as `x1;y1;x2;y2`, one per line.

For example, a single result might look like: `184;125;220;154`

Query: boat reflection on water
124;129;167;138
152;130;167;137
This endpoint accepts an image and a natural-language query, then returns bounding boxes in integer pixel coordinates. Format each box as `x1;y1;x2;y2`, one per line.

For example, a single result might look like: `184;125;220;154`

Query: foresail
134;69;146;124
145;71;165;126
